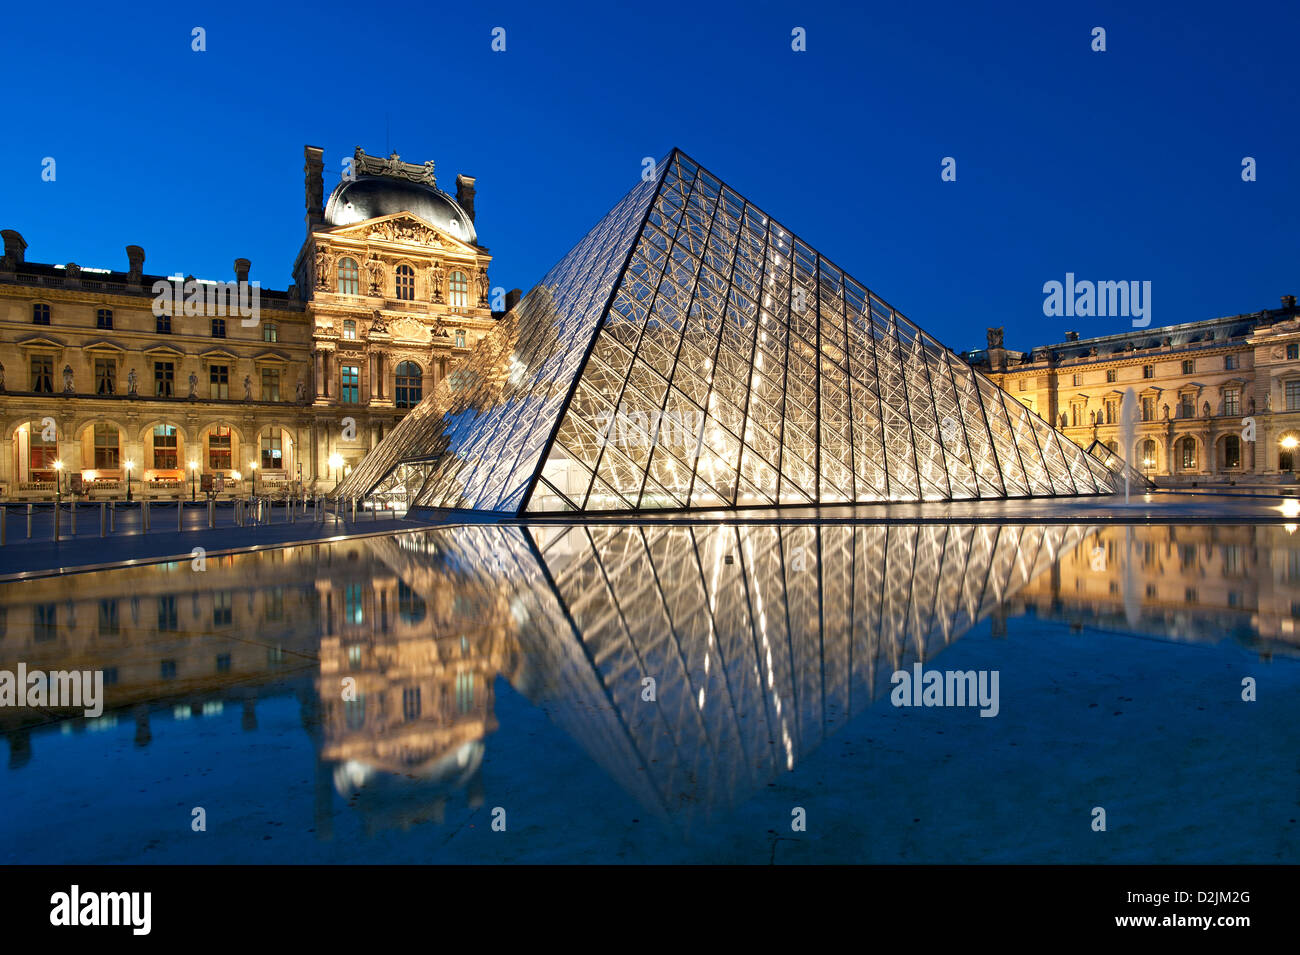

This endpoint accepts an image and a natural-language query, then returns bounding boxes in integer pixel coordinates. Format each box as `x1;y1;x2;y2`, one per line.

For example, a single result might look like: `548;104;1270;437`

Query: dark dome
325;176;477;245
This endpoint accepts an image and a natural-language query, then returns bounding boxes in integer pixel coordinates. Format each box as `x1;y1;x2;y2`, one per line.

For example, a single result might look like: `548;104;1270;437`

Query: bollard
144;500;151;532
208;499;214;528
54;502;60;542
100;502;106;537
289;497;294;523
178;499;183;532
0;505;5;546
71;501;77;536
110;500;116;532
27;503;33;539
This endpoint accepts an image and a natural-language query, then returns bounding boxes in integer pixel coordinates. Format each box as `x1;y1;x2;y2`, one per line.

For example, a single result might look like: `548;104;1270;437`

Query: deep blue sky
2;0;1296;352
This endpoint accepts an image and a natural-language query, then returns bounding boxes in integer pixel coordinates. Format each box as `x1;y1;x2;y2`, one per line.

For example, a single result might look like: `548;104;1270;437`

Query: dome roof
325;176;477;245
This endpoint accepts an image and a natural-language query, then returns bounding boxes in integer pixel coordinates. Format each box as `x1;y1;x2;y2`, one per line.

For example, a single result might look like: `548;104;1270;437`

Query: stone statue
62;364;74;394
188;371;198;398
986;327;1004;349
1203;401;1211;418
366;255;384;296
477;269;490;303
428;262;445;302
127;368;138;395
295;378;306;402
0;360;6;392
243;375;253;401
1162;404;1170;420
315;246;330;289
1264;394;1272;413
1248;396;1256;413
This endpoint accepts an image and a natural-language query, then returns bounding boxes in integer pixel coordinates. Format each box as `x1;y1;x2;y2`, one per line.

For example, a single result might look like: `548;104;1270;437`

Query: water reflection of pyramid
341;150;1120;513
419;522;1091;828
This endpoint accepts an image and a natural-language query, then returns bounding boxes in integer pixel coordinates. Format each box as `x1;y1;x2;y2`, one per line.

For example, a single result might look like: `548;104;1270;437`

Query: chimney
126;245;145;284
234;258;251;284
304;145;325;225
1283;295;1297;310
456;174;477;223
1065;330;1079;342
1;229;26;270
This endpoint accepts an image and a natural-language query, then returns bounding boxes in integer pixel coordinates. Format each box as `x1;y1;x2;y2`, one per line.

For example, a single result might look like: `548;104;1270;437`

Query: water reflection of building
1014;525;1300;648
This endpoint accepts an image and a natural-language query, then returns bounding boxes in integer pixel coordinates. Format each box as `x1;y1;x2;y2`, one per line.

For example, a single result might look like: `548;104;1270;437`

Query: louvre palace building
0;146;512;499
965;300;1300;484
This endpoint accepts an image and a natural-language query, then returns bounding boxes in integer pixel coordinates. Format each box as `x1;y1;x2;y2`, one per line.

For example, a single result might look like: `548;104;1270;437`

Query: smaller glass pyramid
340;150;1124;513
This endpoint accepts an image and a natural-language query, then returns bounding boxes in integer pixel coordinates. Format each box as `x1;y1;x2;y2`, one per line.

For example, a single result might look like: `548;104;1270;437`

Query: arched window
394;361;422;408
93;423;120;469
29;422;58;480
1140;439;1157;471
337;257;359;295
448;270;468;307
395;264;415;301
1222;434;1241;470
1177;437;1196;471
152;425;178;470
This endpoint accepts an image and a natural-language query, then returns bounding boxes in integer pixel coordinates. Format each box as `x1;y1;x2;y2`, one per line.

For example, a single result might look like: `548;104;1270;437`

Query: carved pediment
391;317;431;343
324;213;479;254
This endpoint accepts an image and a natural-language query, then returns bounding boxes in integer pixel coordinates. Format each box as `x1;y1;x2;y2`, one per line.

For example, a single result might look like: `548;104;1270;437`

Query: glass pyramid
340;149;1121;514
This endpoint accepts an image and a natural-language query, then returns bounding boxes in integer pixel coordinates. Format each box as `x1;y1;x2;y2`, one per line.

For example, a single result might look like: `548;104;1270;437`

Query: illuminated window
343;319;357;340
341;365;359;403
337;257;359;295
153;425;178;469
1140;438;1157;470
29;423;58;479
208;426;232;470
1178;437;1196;470
455;330;466;348
449;270;469;307
260;432;283;470
395;264;415;301
263;322;278;343
93;423;119;469
1224;388;1240;416
1288;344;1299;360
1223;434;1241;469
345;583;364;624
394;361;422;408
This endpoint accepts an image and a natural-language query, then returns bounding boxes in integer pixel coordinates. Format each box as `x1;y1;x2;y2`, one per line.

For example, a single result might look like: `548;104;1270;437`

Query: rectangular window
153;424;178;469
208;426;232;470
94;358;115;395
156;314;172;334
1141;396;1154;421
31;355;54;393
1182;359;1194;374
209;364;229;399
260;433;283;470
403;687;422;720
345;583;363;624
1071;373;1081;387
32;303;50;325
1224;354;1236;370
1105;400;1117;424
1143;364;1154;378
29;427;58;478
154;361;174;397
341;365;359;403
98;600;119;636
1287;380;1300;412
157;596;178;632
1179;395;1195;418
96;308;113;330
1070;405;1081;427
93;422;119;469
1224;388;1240;416
211;317;226;338
455;330;466;348
1287;343;1298;360
261;368;280;401
212;592;232;627
1017;380;1027;392
1106;369;1117;383
35;604;57;642
343;320;357;340
263;323;278;343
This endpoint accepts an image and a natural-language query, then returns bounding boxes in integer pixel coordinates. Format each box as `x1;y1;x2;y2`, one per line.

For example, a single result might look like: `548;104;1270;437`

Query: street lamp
189;460;198;502
249;461;258;497
125;459;134;501
53;459;64;503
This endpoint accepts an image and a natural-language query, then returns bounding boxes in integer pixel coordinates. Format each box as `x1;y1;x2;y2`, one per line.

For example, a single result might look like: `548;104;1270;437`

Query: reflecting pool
2;522;1298;863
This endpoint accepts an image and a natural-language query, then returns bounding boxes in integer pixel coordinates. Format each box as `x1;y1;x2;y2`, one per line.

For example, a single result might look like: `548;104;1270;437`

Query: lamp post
189;460;198;502
125;459;134;501
53;459;64;503
249;461;258;497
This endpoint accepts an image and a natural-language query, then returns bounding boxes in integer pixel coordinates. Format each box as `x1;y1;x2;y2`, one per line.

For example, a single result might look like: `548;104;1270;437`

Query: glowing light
328;453;344;470
124;460;134;472
1281;499;1300;519
231;470;242;481
53;460;63;471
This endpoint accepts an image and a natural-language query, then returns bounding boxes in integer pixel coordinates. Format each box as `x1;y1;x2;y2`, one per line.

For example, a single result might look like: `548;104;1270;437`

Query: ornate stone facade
967;297;1300;484
0;145;505;498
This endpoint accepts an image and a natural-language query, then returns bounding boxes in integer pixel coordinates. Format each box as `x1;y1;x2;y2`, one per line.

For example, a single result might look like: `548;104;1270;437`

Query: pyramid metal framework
340;150;1123;513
